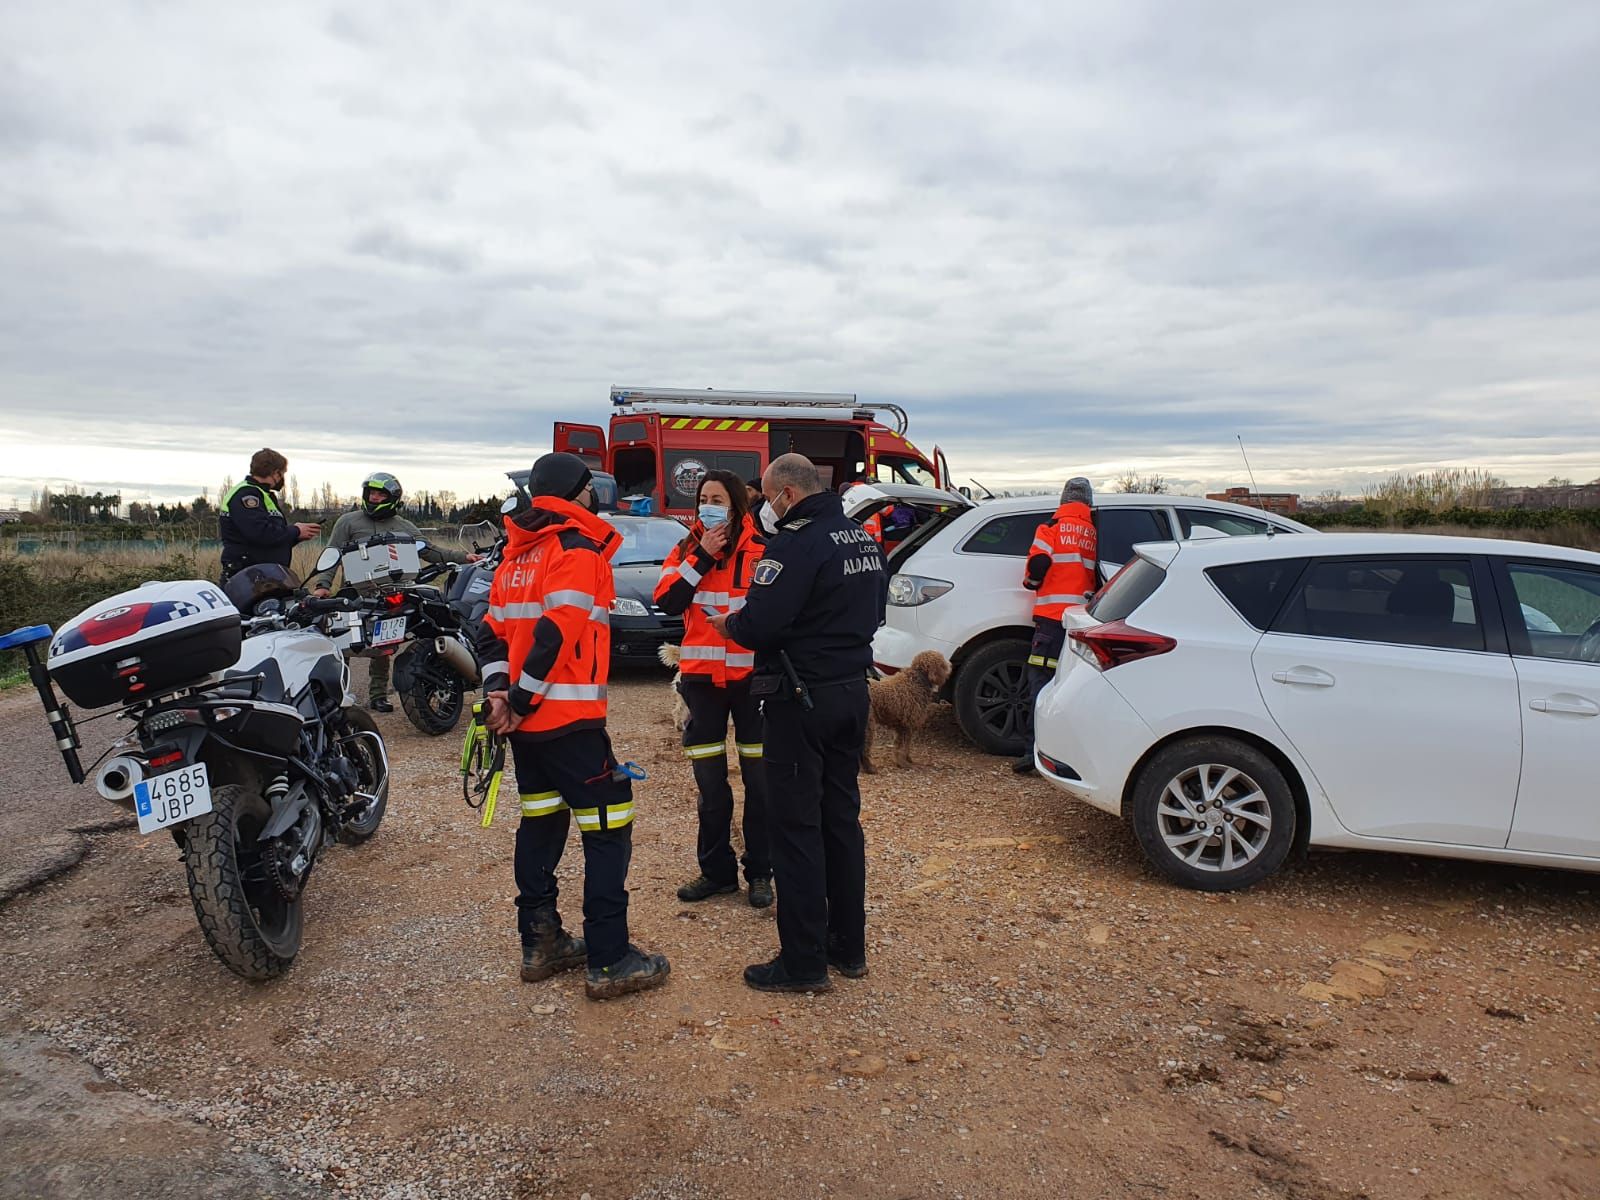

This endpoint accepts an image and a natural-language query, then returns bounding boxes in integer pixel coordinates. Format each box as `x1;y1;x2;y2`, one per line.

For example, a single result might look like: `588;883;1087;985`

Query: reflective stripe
678;562;704;587
590;606;611;626
685;742;725;759
736;742;763;758
1051;553;1095;568
726;652;755;669
491;602;543;621
1027;655;1046;667
517;672;553;697
543;589;597;611
572;802;635;831
1036;594;1092;607
695;590;733;607
520;790;568;817
544;683;606;702
1046;659;1059;669
1031;538;1052;554
680;645;727;661
481;659;509;678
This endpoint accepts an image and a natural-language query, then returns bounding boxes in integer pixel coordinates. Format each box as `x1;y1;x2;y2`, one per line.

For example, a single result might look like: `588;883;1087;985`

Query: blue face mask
698;504;729;528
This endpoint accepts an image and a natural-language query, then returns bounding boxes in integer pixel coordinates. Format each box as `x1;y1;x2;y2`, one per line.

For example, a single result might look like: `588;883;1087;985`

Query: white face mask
697;504;729;528
758;499;780;535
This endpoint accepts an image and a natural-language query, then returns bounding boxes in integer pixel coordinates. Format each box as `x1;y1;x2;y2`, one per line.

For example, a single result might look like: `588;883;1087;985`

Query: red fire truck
553;386;950;520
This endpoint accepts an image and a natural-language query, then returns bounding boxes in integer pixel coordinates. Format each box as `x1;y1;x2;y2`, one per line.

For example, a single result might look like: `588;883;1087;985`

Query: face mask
697;504;729;529
758;499;780;535
582;488;599;514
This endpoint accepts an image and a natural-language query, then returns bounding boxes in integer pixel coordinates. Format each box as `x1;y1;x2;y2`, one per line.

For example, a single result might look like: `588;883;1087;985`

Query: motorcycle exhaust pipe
96;756;144;806
434;636;481;685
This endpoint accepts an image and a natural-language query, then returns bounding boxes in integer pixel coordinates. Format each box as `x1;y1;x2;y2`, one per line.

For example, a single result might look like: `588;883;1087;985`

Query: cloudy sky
2;0;1598;509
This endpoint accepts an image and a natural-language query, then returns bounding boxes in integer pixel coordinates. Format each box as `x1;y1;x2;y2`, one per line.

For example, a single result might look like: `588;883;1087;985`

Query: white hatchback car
847;488;1312;755
1033;533;1600;890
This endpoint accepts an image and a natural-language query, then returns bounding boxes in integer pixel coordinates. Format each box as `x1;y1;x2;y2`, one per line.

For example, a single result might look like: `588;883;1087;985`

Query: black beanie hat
529;452;593;501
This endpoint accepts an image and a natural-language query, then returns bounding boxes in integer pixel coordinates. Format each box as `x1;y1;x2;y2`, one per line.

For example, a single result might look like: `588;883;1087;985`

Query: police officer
219;449;320;583
1016;476;1098;773
309;471;479;712
711;453;888;993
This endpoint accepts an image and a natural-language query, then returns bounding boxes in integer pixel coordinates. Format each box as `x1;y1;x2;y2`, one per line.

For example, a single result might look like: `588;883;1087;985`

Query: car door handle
1271;667;1335;688
1529;696;1600;717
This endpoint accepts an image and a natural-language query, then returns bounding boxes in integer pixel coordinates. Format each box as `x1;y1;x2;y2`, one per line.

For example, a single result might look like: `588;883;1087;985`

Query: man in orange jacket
1016;476;1098;773
477;452;670;1000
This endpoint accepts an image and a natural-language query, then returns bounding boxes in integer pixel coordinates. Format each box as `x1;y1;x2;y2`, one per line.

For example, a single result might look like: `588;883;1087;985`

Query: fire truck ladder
609;386;910;437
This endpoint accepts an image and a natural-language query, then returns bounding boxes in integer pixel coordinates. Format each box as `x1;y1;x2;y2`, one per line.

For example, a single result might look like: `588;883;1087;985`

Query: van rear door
553;423;607;469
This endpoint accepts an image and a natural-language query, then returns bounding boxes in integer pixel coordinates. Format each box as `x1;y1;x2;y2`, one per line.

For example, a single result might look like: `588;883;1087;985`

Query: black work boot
521;926;587;982
827;940;868;979
369;697;395;714
743;955;831;994
1011;752;1036;774
677;874;739;902
747;878;775;909
586;945;671;1000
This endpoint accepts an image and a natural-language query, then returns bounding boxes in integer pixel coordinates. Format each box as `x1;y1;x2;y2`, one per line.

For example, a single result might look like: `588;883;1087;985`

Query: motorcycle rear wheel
399;650;466;736
182;782;303;981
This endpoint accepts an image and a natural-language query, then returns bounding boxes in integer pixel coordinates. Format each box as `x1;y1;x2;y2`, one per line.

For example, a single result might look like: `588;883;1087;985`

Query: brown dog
861;650;953;772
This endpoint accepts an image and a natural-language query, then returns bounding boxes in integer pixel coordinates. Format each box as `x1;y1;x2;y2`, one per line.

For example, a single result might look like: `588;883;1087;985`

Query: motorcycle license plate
369;616;408;646
133;763;213;836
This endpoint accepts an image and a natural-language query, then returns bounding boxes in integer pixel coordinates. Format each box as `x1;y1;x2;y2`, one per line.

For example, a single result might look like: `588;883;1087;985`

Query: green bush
1297;507;1600;550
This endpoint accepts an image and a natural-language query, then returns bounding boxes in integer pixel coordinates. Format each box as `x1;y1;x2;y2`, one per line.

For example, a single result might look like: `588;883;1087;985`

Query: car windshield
609;517;686;565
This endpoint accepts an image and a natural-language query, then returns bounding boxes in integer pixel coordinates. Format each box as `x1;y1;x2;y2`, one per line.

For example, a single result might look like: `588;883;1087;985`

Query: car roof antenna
1236;435;1273;536
969;478;996;501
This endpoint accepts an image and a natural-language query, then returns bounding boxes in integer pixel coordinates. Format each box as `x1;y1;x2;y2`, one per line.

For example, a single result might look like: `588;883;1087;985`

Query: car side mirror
500;497;518;515
315;547;340;572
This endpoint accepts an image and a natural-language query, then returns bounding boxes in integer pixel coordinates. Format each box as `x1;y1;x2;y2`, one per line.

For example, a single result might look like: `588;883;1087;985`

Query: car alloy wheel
1156;763;1272;873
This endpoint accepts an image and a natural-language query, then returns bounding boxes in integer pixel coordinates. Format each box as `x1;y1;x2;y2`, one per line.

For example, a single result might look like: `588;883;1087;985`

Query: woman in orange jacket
654;469;773;908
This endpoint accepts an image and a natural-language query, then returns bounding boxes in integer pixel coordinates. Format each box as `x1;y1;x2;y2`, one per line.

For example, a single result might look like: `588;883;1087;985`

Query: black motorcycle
315;534;481;736
3;570;391;981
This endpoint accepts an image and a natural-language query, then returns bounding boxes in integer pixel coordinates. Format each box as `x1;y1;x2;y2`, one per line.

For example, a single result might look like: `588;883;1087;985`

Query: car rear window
1088;556;1167;623
1206;559;1307;629
960;511;1053;556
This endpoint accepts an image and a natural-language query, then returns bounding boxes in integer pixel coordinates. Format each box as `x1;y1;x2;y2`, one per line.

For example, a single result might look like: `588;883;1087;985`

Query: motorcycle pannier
339;539;422;594
49;581;243;709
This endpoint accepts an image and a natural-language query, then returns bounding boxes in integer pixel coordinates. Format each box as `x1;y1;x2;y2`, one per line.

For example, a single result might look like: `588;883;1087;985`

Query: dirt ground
1;664;1597;1200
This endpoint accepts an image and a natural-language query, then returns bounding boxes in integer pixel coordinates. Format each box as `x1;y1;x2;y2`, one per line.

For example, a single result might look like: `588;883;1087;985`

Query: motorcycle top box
336;537;423;594
49;580;242;709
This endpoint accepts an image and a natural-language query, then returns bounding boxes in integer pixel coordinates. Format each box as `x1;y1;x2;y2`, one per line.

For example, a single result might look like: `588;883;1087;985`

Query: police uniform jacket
724;490;888;685
219;479;299;574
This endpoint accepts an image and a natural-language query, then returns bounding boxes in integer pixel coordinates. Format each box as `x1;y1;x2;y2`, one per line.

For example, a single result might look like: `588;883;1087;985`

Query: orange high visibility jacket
861;510;884;545
475;497;619;739
1023;502;1098;621
654;515;765;685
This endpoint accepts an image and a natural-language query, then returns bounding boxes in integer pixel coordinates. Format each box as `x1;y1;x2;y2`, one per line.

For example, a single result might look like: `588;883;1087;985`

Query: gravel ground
1;663;1597;1199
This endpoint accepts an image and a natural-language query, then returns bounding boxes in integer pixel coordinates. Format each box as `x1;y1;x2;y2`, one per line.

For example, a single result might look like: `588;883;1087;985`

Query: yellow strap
479;770;503;828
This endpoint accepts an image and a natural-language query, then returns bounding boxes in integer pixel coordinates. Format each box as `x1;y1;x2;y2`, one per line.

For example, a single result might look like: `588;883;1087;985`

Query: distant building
1204;487;1300;516
0;509;25;525
1485;484;1600;511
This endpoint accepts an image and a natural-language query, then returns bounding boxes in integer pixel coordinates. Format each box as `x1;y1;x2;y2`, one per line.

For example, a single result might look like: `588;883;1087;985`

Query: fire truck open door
553;423;606;469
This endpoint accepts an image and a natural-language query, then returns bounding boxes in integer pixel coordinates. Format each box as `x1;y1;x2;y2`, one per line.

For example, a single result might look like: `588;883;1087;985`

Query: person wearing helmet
310;471;478;712
1016;476;1098;773
475;451;670;1000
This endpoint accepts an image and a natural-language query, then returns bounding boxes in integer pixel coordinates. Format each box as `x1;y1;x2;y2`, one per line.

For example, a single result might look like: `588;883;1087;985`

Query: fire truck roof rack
610;386;909;437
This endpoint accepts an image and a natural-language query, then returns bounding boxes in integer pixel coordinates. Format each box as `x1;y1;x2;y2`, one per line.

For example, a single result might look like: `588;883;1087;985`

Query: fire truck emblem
671;459;708;499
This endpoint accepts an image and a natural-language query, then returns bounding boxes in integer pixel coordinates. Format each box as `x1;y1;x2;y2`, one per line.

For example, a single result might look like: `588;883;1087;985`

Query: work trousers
1025;617;1067;748
682;678;771;884
763;679;869;979
508;728;635;970
364;649;392;702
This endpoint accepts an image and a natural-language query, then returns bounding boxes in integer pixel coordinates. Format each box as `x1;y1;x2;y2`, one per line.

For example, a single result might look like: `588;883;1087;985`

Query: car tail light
1067;620;1176;671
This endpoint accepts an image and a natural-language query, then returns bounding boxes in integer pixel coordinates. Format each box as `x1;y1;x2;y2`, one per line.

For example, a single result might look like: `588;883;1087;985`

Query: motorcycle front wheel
338;706;390;844
182;782;303;981
398;647;466;736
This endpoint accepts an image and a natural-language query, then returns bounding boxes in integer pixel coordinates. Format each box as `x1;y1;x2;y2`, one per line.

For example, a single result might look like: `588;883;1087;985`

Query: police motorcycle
317;533;480;736
0;566;391;981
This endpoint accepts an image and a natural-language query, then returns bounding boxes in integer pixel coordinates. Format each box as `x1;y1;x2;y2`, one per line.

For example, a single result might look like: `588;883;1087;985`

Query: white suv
847;488;1311;755
1034;533;1600;890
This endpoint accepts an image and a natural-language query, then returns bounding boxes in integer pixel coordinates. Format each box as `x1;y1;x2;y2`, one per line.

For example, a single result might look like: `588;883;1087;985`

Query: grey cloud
347;226;477;274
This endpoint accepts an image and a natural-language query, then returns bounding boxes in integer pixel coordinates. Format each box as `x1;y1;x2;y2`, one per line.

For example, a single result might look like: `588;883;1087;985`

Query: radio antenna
1236;435;1261;502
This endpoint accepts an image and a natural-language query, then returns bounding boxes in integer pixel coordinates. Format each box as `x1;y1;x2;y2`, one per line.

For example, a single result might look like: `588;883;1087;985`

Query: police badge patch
242;495;260;508
752;559;784;586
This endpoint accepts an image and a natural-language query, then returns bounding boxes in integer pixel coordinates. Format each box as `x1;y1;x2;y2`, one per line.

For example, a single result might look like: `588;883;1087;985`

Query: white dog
658;644;690;732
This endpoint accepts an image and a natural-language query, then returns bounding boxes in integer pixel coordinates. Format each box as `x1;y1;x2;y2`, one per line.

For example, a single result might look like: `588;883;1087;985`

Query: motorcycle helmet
362;472;404;518
223;563;301;615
